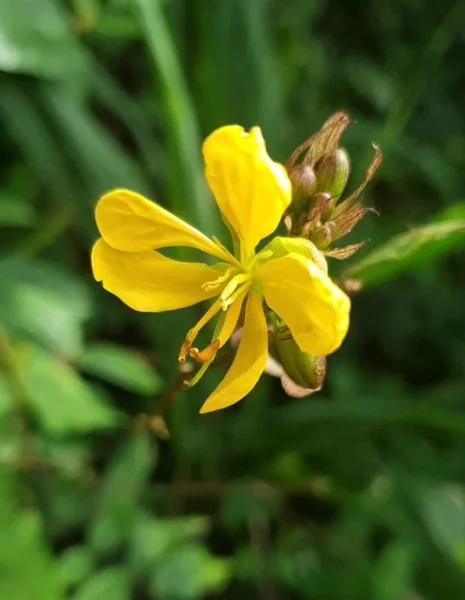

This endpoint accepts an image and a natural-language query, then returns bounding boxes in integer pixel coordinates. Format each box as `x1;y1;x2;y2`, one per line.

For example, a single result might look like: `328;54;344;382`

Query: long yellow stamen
189;340;220;363
219;273;250;309
183;284;250;388
189;283;249;362
184;356;213;387
202;267;235;292
178;273;250;363
178;295;224;363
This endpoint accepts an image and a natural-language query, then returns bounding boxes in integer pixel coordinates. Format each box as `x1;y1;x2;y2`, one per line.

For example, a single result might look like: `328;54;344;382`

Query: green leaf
344;212;465;288
0;80;84;238
0;0;85;79
0;258;91;359
94;5;141;39
79;343;163;395
422;486;465;557
41;86;150;198
129;513;210;576
59;546;94;590
0;478;64;600
0;194;36;227
372;541;414;600
133;0;218;233
151;545;231;600
72;568;130;600
19;346;120;434
0;375;12;417
89;432;155;555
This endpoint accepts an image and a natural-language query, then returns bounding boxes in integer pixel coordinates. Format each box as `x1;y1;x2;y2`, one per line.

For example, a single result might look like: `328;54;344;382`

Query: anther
178;339;191;363
189;340;220;364
202;268;234;292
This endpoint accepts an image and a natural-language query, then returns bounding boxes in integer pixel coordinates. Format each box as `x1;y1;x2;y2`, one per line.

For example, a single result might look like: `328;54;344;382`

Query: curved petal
91;239;223;312
203;126;292;258
95;189;233;263
258;253;350;356
199;291;268;413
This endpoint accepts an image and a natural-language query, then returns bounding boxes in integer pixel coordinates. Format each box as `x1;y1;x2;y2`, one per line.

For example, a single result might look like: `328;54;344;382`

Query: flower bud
288;163;317;217
263;235;328;273
314;148;350;202
310;224;333;250
271;320;326;392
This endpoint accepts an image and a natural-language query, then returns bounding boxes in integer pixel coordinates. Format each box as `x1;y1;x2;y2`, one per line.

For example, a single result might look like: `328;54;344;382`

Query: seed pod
310;224;334;250
271;320;326;391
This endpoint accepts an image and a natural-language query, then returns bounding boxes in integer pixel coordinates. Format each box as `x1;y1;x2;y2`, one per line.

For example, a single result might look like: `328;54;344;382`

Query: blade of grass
0;79;77;252
238;0;285;151
379;0;465;150
133;0;217;234
40;84;150;201
87;54;164;180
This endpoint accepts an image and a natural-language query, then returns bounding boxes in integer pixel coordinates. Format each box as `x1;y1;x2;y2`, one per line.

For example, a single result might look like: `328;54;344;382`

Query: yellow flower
91;125;350;413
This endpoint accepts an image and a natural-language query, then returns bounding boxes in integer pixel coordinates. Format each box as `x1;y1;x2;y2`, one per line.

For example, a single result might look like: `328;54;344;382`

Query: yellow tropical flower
91;125;350;413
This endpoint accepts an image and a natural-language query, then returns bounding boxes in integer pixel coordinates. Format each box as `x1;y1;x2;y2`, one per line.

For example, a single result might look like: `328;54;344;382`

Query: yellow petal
216;286;248;348
95;189;233;263
203;126;291;258
199;290;268;413
91;238;223;312
258;253;350;356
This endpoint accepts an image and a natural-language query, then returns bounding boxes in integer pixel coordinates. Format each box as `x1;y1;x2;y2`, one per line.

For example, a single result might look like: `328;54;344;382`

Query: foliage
0;0;465;598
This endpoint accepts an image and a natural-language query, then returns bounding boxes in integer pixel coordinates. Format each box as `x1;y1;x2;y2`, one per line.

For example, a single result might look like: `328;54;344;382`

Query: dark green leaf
89;432;155;554
0;194;35;227
0;0;85;79
372;542;415;600
422;487;465;557
59;546;94;590
79;343;163;395
0;258;91;359
0;375;12;417
129;513;210;576
19;346;120;434
0;477;64;600
72;568;130;600
151;545;231;600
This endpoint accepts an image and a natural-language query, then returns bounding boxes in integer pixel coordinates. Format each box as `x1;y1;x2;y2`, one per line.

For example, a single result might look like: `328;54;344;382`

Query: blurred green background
1;0;465;598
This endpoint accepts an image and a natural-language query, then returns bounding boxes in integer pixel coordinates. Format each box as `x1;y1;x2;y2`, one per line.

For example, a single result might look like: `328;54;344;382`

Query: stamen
219;273;250;310
202;267;235;292
184;284;249;376
177;295;223;363
184;358;212;388
183;314;228;388
183;284;250;388
189;340;220;364
178;339;191;364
